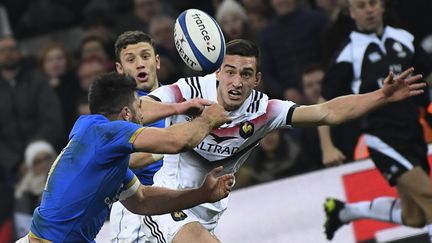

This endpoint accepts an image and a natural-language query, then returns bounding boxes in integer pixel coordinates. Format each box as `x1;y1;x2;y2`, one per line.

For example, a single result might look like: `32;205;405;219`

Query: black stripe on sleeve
286;104;300;125
147;95;161;102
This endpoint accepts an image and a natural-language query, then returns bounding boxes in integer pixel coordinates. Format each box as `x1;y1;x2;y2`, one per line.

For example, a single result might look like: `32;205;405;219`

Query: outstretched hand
175;98;214;116
200;166;234;203
382;67;426;102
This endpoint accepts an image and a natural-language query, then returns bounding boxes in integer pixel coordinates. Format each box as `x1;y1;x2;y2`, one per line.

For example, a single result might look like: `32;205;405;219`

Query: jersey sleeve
266;99;299;129
119;169;140;201
148;78;192;103
97;121;143;164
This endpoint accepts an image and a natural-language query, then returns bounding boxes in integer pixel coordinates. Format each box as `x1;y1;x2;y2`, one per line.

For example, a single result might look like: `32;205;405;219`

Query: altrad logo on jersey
239;121;254;139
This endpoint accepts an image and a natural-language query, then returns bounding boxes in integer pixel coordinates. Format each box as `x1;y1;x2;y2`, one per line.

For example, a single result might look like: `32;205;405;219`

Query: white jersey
149;73;298;226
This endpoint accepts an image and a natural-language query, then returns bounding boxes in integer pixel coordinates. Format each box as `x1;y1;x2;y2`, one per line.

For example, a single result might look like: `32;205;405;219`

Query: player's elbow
320;103;344;126
164;136;191;154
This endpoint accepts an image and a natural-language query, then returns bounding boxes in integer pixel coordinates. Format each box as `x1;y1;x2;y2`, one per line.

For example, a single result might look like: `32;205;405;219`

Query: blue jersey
30;115;142;242
135;89;165;185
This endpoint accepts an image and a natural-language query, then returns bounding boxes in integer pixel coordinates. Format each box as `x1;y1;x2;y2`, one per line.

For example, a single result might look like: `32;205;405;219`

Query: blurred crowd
1;0;432;241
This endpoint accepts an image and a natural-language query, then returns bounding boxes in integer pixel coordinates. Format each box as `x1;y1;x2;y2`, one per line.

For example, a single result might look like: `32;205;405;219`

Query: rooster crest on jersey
239;121;254;139
174;9;226;73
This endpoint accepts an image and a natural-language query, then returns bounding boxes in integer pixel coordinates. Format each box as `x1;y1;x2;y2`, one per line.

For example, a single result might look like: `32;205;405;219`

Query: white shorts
15;235;29;243
142;208;215;243
110;201;147;242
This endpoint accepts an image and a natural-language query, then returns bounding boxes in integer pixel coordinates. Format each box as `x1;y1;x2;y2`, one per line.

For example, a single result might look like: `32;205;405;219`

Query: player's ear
254;71;262;88
119;106;131;121
155;54;161;70
116;62;124;74
215;68;221;79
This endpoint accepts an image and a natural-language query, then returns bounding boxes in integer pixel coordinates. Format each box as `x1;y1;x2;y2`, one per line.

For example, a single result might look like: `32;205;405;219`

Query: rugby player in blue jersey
19;72;233;243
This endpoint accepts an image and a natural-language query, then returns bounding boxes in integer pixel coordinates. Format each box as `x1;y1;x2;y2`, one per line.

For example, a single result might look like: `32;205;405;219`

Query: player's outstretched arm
139;96;212;124
291;67;425;127
121;166;234;215
133;103;230;154
128;152;164;169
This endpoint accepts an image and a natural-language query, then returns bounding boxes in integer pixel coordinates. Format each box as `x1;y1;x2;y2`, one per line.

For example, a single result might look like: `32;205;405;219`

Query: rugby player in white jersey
140;39;426;243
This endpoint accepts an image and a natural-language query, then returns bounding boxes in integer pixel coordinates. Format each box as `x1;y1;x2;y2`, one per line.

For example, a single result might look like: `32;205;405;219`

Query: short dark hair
79;36;110;58
89;72;137;115
301;63;323;76
225;39;261;72
115;31;156;61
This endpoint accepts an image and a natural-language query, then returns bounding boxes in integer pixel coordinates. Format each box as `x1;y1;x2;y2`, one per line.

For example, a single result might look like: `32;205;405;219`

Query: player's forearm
166;116;213;152
323;89;387;125
140;97;179;124
128;152;163;169
132;186;207;215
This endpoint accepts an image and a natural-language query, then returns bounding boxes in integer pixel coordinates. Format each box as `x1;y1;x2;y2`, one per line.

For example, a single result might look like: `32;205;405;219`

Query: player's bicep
132;127;182;154
291;104;328;127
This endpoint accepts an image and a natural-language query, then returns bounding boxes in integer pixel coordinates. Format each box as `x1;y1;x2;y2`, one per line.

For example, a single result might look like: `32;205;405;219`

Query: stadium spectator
76;57;106;94
0;35;64;170
0;35;64;242
149;15;184;83
260;0;328;100
38;42;80;131
78;36;114;70
14;140;56;238
216;0;254;42
295;64;327;170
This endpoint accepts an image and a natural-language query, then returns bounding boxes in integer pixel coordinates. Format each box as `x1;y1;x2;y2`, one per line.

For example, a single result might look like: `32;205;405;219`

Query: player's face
349;0;384;34
215;55;261;111
116;42;160;91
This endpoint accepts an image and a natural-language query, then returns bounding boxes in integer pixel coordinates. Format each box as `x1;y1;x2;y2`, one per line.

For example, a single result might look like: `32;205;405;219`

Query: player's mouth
228;90;242;100
136;71;148;82
366;16;376;25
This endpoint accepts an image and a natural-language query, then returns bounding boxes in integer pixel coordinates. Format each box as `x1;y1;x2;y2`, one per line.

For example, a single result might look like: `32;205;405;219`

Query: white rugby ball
174;9;226;73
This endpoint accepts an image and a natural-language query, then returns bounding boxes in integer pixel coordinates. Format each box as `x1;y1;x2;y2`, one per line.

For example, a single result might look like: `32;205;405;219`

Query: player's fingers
211;166;224;175
385;71;394;84
398;67;414;80
220;174;234;183
409;82;427;90
410;90;424;96
405;74;423;84
194;98;214;106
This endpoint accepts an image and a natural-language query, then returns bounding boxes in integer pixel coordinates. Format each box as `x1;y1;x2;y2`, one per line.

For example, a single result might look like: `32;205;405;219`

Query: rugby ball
174;9;226;73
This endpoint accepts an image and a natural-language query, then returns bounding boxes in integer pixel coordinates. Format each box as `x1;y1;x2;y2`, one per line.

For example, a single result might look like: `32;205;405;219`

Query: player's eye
226;70;235;76
241;72;252;79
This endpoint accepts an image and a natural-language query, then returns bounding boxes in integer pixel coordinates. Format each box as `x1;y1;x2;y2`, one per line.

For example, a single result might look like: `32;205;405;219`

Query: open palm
382;67;426;102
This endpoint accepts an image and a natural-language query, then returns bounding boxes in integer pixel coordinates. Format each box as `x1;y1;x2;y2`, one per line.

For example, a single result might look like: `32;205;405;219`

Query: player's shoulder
244;89;268;113
176;73;217;99
384;25;414;47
